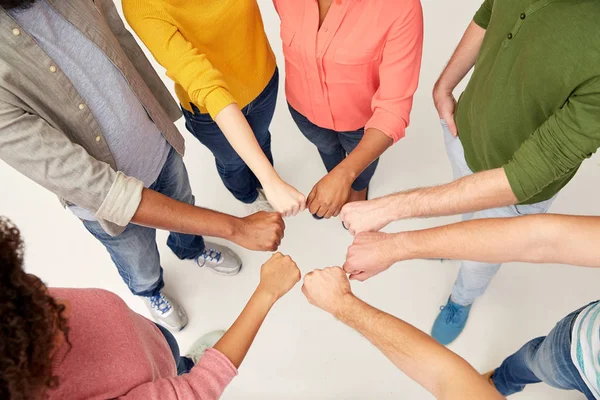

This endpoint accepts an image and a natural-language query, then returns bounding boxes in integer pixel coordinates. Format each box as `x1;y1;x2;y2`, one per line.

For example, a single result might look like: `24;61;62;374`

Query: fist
263;179;306;218
302;267;353;316
307;170;353;219
258;253;301;300
340;197;392;235
235;212;285;251
343;232;400;281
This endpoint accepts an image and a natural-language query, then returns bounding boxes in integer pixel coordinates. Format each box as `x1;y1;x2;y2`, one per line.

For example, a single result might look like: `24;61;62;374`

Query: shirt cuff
365;109;408;143
95;172;144;226
204;87;237;120
473;3;492;29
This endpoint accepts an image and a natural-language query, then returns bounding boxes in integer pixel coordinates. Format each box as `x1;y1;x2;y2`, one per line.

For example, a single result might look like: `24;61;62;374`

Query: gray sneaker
143;292;188;332
196;242;242;276
246;189;275;214
186;330;226;364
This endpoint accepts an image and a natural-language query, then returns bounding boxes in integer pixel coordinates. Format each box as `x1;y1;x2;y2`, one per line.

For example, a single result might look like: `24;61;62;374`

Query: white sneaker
196;242;242;276
144;292;188;331
186;330;226;364
246;189;275;214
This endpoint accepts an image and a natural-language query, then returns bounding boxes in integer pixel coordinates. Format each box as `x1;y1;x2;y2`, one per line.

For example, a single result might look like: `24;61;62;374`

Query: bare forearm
434;21;486;92
382;168;517;221
214;104;279;184
334;128;393;180
132;188;238;239
213;288;276;368
335;296;501;400
398;214;600;267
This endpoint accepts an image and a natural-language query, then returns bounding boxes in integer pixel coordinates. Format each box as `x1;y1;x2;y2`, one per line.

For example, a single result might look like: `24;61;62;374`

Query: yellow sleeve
123;1;236;118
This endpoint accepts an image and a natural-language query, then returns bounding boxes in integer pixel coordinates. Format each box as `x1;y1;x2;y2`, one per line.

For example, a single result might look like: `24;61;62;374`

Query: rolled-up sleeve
473;0;495;29
504;77;600;202
0;101;143;226
365;0;423;143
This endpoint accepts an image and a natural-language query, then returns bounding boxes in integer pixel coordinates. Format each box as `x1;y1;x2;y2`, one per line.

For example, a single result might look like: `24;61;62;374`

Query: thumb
446;115;458;137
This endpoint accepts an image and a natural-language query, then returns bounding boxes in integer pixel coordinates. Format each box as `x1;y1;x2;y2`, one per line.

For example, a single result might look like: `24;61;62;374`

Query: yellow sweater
123;0;276;119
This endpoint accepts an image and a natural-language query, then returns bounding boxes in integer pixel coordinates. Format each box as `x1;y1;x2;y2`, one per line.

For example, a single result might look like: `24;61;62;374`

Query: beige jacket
0;0;185;236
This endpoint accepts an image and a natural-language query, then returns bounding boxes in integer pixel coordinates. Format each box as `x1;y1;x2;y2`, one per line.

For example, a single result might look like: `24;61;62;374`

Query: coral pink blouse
274;0;423;142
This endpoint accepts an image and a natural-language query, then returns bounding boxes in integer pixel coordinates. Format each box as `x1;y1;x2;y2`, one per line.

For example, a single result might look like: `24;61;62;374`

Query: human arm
302;267;503;400
343;214;600;281
120;253;301;399
341;167;517;234
122;4;305;216
306;0;422;218
432;20;486;136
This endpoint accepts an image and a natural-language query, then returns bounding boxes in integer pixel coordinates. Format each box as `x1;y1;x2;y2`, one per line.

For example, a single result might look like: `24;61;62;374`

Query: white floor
1;1;598;399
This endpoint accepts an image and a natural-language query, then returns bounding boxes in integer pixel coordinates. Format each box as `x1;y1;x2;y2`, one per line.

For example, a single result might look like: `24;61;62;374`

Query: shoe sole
204;263;243;276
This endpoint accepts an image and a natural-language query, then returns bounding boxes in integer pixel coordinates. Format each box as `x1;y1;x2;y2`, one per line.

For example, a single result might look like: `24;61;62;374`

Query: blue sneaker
431;297;472;345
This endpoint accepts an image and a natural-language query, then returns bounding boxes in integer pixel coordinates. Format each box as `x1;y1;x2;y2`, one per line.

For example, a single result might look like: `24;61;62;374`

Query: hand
257;253;301;300
302;267;354;316
307;169;353;219
263;178;306;218
340;197;393;235
232;212;285;251
433;85;458;137
343;232;404;281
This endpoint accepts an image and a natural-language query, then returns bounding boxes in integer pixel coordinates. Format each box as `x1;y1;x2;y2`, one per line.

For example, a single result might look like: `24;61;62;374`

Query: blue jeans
493;303;597;399
442;120;556;305
288;105;378;192
83;147;205;297
182;69;278;203
155;323;194;375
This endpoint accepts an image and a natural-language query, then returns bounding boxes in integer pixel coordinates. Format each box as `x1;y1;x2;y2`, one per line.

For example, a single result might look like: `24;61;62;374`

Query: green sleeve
504;77;600;202
473;0;495;29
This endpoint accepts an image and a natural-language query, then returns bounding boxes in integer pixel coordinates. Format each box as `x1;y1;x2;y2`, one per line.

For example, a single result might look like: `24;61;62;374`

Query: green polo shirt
455;0;600;204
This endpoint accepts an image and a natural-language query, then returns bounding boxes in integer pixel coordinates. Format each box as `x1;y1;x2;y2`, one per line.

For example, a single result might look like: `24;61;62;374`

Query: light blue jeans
442;120;556;306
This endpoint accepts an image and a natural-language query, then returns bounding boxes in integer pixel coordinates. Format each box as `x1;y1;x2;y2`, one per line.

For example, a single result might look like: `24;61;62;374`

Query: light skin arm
213;253;301;368
341;167;517;235
302;267;503;400
433;21;486;136
307;129;392;218
132;188;285;251
344;215;600;280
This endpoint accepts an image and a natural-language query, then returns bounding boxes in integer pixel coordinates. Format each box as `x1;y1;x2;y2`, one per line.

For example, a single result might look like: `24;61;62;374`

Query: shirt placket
503;0;562;47
306;0;351;128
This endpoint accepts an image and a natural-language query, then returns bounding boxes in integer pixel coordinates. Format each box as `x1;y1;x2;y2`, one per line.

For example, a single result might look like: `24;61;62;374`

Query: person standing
341;0;600;344
274;0;423;220
0;0;285;332
124;0;306;216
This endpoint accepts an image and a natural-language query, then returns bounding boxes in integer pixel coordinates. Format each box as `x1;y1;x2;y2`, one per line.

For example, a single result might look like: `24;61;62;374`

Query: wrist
257;168;281;188
392;232;420;261
332;293;359;320
333;163;359;184
433;79;455;96
254;284;280;306
226;216;245;243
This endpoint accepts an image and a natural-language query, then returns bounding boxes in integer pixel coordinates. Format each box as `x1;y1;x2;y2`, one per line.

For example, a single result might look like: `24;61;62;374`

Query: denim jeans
182;69;278;203
83;147;205;297
155;323;194;375
442;120;557;306
493;303;597;398
288;104;379;192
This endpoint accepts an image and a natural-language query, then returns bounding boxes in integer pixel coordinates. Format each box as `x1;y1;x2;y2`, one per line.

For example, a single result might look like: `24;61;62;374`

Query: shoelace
440;303;462;324
199;248;222;263
149;294;172;315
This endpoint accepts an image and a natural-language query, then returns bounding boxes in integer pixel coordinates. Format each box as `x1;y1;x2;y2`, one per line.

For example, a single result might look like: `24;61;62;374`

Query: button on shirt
274;0;423;142
9;0;171;220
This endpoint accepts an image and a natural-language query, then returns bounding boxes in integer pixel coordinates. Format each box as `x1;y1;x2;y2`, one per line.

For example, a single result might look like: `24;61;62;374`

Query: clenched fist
263;178;306;218
258;253;301;300
302;267;353;316
307;169;353;219
343;232;402;281
340;197;394;235
232;212;285;251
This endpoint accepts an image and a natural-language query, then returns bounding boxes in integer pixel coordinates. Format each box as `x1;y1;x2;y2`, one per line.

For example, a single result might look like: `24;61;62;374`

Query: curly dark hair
0;218;69;400
0;0;36;10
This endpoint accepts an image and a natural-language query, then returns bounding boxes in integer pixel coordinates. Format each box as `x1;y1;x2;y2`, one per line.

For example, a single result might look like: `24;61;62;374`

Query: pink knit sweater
48;288;238;399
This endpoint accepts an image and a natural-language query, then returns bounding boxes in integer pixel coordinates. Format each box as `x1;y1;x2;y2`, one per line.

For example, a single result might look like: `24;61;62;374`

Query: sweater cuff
204;87;237;120
95;172;144;226
365;109;408;143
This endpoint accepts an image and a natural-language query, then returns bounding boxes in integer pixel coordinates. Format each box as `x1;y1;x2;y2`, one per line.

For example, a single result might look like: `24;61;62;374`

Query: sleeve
364;0;423;143
123;1;236;119
119;349;238;400
503;77;600;202
0;100;143;226
97;0;182;123
473;0;495;29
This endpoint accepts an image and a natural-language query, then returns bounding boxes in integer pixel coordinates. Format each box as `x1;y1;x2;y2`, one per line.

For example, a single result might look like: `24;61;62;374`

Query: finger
323;205;335;219
298;196;307;212
314;205;326;218
307;188;317;208
332;206;342;218
446;115;458;137
301;284;309;299
349;272;368;281
308;198;321;215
